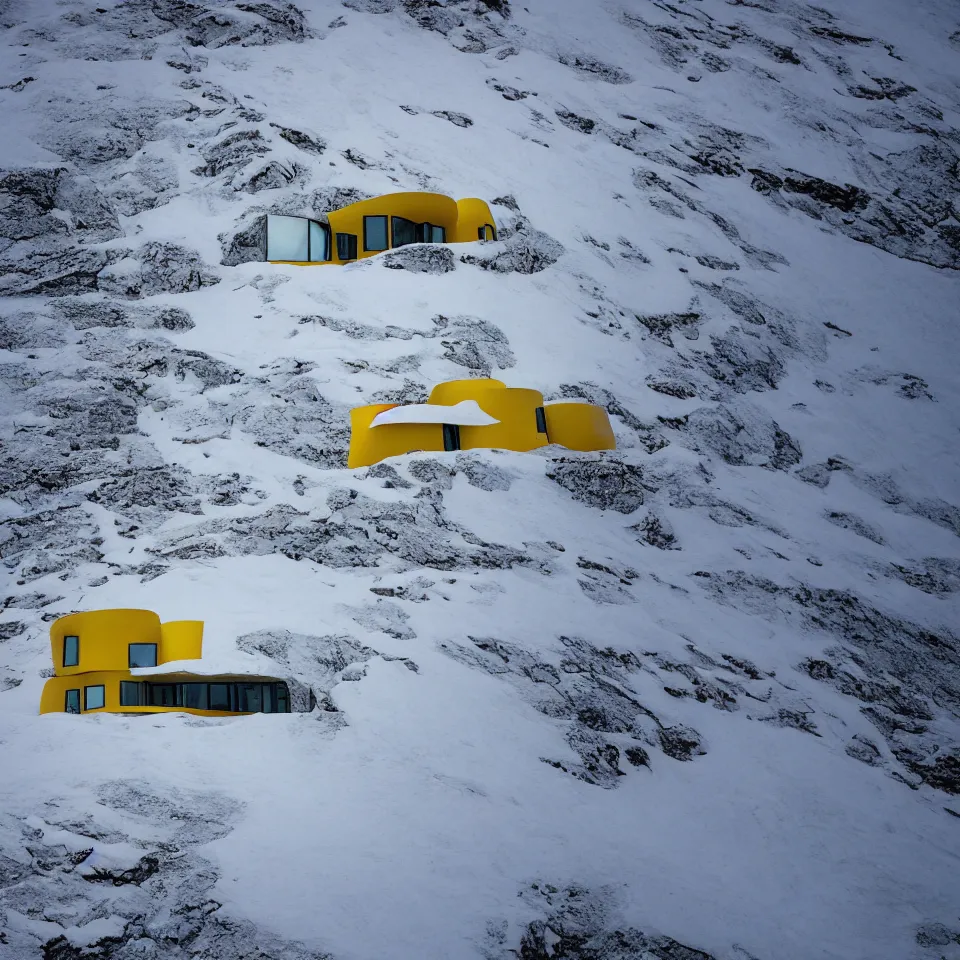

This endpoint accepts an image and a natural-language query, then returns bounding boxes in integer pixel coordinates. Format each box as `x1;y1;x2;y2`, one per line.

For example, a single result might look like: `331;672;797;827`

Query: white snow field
1;0;959;958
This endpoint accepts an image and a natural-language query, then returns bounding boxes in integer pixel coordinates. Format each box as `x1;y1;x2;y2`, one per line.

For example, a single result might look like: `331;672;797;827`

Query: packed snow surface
1;0;959;958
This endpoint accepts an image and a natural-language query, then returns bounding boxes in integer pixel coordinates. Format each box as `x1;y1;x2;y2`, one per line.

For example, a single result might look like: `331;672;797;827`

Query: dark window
336;232;357;261
238;683;264;713
65;689;81;714
442;423;461;452
209;683;231;711
84;685;105;711
120;681;142;707
63;635;79;668
129;643;157;668
363;216;388;252
148;683;180;707
535;406;548;435
391;216;417;248
183;683;209;710
479;224;496;241
414;222;445;244
276;683;290;714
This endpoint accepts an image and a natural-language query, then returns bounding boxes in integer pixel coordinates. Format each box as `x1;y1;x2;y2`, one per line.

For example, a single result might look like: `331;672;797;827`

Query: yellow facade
348;380;616;468
267;192;497;266
40;609;290;717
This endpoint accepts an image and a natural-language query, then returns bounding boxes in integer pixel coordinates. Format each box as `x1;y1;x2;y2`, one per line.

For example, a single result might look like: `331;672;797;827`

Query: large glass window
363;216;388;252
63;635;79;668
183;683;209;710
209;683;231;712
308;220;330;262
431;225;446;243
266;214;309;261
336;232;357;261
391;216;417;248
84;685;105;711
65;689;81;714
119;681;142;707
129;643;158;668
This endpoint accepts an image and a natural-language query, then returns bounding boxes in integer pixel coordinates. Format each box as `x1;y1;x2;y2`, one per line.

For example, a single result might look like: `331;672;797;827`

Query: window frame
63;635;79;668
65;688;81;714
336;232;358;261
478;223;496;241
128;643;158;669
84;684;105;711
363;215;389;253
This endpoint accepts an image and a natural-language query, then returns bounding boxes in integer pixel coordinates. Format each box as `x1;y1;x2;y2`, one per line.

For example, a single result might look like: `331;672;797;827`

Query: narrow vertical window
535;406;548;435
363;216;388;252
84;685;105;711
65;689;81;714
276;683;290;714
63;635;79;668
308;220;330;262
442;423;461;452
431;225;446;243
336;233;357;261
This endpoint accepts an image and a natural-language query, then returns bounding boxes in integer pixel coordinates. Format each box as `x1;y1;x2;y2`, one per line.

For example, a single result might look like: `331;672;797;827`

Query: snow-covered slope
1;0;959;957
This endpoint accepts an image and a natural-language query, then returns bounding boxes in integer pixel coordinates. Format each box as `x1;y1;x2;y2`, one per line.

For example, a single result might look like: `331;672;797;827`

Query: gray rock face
0;784;331;960
547;457;648;514
701;571;960;793
0;167;121;296
381;244;456;273
97;242;220;298
672;404;802;470
460;227;564;274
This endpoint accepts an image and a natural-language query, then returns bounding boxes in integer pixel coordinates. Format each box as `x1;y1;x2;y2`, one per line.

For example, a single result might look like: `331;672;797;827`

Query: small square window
336;232;357;261
363;216;388;252
65;689;80;714
128;643;158;668
63;635;79;668
84;685;105;711
119;681;142;707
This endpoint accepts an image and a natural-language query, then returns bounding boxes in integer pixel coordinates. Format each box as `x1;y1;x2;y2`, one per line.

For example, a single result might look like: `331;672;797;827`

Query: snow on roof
370;399;500;428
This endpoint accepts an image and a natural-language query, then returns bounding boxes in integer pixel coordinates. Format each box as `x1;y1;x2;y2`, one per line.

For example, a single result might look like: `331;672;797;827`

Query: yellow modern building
265;192;497;265
348;379;616;468
39;610;291;716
